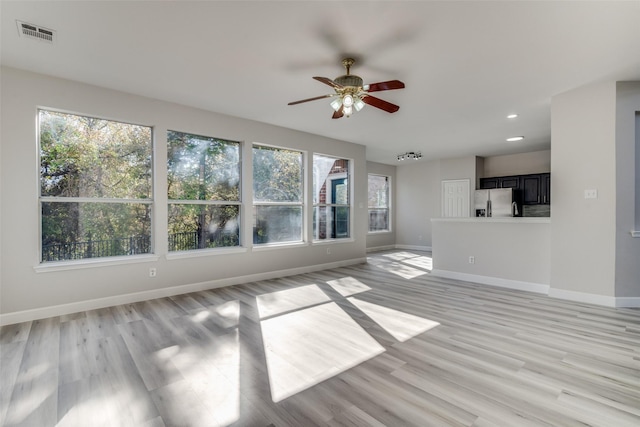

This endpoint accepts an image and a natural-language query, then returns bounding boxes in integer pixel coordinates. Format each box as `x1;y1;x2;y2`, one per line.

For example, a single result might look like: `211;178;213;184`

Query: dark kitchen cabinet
500;176;520;190
521;173;551;205
479;175;519;189
541;173;551;204
479;173;551;206
522;175;542;204
479;177;499;189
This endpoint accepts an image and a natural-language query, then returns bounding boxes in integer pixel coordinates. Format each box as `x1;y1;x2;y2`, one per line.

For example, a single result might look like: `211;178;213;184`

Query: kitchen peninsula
430;217;551;294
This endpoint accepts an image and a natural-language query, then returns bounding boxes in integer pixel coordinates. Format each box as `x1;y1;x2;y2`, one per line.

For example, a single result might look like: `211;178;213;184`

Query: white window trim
34;254;160;273
367;173;391;234
251;143;306;247
38;108;155;265
312;154;353;243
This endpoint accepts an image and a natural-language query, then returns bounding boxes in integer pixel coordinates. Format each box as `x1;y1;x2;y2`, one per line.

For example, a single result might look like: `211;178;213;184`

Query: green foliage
39;110;152;259
253;146;302;202
167;131;241;250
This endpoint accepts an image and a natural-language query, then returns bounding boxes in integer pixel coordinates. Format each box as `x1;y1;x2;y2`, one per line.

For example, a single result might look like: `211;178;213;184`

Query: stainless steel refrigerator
475;188;516;217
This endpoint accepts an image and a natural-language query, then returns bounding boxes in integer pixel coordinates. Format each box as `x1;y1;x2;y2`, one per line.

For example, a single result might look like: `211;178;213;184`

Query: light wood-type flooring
1;250;639;426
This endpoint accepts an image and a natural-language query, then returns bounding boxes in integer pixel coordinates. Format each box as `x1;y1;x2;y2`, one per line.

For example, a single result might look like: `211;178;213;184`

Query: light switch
584;189;598;199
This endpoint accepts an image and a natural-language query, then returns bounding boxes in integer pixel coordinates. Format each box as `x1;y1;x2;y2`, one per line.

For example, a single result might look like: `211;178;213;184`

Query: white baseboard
366;245;396;253
430;269;550;295
614;297;640;308
394;244;432;252
548;288;640;308
0;257;367;326
431;270;640;308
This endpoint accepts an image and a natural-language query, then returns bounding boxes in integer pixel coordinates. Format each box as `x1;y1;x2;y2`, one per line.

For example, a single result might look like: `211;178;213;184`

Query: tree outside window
167;131;241;251
368;174;390;232
39;110;152;262
253;145;303;244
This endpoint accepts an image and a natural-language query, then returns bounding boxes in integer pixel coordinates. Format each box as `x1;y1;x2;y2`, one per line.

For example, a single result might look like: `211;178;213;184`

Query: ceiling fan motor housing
334;74;363;88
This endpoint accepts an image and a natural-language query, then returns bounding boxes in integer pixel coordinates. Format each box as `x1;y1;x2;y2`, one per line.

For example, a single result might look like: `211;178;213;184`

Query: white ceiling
2;1;639;165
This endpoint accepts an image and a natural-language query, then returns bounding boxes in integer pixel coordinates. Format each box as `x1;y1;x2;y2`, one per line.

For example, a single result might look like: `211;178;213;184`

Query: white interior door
442;179;470;217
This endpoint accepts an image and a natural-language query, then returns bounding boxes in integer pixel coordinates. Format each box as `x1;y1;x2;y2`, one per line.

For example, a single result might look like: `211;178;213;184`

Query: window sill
368;230;392;235
631;230;640;238
312;238;355;245
252;241;308;252
166;246;248;260
34;254;160;273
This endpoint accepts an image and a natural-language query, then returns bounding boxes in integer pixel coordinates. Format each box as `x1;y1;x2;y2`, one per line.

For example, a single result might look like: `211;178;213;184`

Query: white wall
482;150;551;177
614;82;640;299
431;218;551;293
0;67;368;321
550;81;618;299
395;156;479;249
395;160;440;249
366;161;397;251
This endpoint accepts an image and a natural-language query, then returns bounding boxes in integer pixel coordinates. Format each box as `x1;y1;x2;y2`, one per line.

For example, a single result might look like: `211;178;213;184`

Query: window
313;155;350;240
167;131;240;251
39;110;152;262
368;174;390;232
253;145;303;244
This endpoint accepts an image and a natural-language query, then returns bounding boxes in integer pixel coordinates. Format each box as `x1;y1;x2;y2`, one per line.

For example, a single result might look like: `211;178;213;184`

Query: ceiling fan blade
313;76;343;89
365;80;405;92
362;95;400;113
332;106;344;119
288;94;333;106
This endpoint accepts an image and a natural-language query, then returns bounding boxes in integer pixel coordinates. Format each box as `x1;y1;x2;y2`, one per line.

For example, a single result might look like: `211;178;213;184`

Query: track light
397;152;422;161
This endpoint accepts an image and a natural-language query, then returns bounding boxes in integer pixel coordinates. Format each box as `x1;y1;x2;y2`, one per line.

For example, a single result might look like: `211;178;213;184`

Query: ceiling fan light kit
288;58;405;119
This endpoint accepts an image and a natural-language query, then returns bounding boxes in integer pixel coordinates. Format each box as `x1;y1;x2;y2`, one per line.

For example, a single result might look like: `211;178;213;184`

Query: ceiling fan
288;58;405;119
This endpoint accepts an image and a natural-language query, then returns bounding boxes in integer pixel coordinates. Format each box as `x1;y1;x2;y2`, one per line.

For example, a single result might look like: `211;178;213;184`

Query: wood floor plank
1;249;639;426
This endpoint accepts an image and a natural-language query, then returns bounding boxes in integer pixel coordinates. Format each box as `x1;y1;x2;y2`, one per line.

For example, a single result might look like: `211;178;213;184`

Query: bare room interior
1;1;639;426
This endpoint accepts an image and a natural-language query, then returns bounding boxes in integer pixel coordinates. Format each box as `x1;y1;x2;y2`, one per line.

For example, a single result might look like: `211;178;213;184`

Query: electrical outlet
149;268;157;277
584;189;598;199
469;256;475;264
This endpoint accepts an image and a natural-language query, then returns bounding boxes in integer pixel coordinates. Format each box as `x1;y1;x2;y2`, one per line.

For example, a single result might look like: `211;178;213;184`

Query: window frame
252;143;306;247
166;129;243;253
37;108;155;265
367;173;391;233
312;154;353;242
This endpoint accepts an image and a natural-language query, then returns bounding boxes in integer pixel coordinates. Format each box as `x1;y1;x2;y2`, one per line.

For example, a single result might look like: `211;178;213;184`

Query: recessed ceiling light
506;136;524;142
507;114;518;119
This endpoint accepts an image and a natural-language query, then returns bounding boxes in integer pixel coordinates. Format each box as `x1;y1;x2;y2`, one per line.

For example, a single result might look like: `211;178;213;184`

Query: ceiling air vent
16;20;55;43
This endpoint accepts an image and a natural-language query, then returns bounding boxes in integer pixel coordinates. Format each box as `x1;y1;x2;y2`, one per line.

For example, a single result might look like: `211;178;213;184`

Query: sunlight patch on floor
212;300;240;328
260;302;385;402
375;261;428;279
347;297;439;342
169;329;240;426
382;251;421;261
326;276;372;297
256;284;330;319
402;255;433;271
5;375;54;425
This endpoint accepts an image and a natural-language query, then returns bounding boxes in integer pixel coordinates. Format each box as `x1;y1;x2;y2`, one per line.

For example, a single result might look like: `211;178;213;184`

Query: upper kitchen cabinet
542;173;551;204
522;174;542;204
480;173;550;205
522;173;551;205
479;175;519;189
